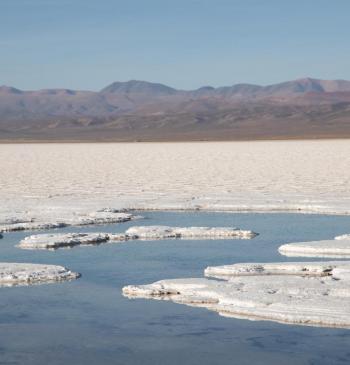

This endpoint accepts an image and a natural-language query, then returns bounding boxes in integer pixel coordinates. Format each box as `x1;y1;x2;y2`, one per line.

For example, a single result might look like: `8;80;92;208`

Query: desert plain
1;139;350;222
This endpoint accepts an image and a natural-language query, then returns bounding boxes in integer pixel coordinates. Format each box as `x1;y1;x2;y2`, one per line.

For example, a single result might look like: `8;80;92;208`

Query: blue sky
1;0;350;90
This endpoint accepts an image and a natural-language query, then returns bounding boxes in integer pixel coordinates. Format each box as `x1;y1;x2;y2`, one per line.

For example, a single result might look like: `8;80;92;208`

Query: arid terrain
2;78;350;141
1;140;350;223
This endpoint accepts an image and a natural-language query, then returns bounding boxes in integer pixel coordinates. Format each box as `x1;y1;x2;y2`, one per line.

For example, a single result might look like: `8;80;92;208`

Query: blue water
1;212;350;365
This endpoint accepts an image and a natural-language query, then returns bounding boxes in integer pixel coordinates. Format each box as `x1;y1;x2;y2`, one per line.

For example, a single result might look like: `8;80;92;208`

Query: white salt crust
3;141;350;225
204;261;340;279
18;233;113;250
0;263;80;287
18;225;257;250
0;210;137;232
279;239;350;258
123;261;350;328
125;226;258;239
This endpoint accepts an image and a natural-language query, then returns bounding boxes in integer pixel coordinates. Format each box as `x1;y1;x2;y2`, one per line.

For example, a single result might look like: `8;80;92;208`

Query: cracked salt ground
3;141;350;219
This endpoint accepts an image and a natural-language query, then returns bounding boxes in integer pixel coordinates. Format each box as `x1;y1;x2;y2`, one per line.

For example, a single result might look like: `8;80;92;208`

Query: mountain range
2;77;350;141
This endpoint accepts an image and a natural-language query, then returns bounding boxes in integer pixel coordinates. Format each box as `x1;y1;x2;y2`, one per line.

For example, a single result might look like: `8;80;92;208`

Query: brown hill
1;78;350;141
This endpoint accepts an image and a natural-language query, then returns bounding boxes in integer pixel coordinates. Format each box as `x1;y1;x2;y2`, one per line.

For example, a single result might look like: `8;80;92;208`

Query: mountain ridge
1;77;350;141
4;77;350;94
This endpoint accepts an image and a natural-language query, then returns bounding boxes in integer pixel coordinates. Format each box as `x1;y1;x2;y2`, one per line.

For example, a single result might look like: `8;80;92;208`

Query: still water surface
1;212;350;365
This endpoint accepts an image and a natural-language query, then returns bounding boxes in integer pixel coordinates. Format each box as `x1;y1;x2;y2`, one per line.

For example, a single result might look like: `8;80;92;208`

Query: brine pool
1;211;350;365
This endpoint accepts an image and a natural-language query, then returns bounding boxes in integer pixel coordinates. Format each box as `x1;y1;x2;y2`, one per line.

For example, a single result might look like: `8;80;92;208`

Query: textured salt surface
204;261;340;279
0;263;80;287
19;233;112;250
2;141;350;224
125;226;257;239
0;210;137;232
279;239;350;257
18;225;256;250
123;261;350;328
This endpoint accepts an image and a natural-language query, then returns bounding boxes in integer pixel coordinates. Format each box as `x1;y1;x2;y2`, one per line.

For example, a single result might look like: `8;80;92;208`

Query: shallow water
1;212;350;365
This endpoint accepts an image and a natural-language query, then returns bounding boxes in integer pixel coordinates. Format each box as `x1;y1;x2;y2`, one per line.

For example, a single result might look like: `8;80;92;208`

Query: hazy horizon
4;76;350;93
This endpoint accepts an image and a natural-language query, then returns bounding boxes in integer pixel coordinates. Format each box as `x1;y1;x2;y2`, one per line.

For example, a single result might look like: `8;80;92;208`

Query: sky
1;0;350;91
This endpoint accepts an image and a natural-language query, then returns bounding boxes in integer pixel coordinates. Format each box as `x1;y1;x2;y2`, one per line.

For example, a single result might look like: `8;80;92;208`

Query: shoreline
1;136;350;144
2;203;350;233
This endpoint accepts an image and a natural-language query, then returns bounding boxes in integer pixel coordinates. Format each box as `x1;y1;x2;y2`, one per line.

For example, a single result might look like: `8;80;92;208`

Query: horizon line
1;76;350;93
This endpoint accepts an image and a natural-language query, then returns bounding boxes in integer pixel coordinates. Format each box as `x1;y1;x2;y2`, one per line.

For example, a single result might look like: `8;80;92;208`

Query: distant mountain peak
196;86;215;91
295;77;318;82
274;78;350;94
37;89;77;96
100;80;177;95
0;85;22;94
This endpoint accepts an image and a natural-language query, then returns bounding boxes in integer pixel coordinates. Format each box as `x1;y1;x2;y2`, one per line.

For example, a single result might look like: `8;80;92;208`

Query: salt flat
1;140;350;222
